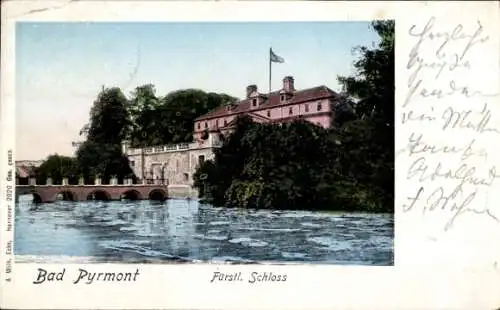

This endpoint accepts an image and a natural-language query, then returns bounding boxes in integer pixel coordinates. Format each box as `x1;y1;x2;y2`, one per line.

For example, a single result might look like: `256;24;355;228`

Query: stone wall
125;142;217;186
168;185;199;199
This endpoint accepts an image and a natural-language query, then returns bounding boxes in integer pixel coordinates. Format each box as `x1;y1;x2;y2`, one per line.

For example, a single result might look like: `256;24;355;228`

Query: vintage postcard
1;1;499;309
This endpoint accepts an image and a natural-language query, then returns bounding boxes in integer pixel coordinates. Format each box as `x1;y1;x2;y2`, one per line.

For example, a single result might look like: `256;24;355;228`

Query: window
183;173;189;182
198;155;205;166
280;95;285;101
205;122;208;128
216;119;219;128
224;119;227;126
267;110;271;117
252;98;257;107
197;122;200;129
305;104;309;112
130;160;135;167
201;130;209;140
289;107;293;115
317;102;322;111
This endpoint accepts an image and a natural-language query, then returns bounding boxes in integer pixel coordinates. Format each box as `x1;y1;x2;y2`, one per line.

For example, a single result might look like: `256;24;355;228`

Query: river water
15;195;393;265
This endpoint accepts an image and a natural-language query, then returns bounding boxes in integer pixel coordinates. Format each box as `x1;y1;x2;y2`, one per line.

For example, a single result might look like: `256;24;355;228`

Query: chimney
283;76;295;92
246;84;258;98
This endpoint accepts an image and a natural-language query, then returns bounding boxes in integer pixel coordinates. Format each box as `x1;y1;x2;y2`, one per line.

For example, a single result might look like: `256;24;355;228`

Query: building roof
195;85;339;121
16;166;36;178
16;160;43;167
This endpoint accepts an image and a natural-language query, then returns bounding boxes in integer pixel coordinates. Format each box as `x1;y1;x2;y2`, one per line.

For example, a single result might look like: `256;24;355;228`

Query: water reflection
15;195;393;265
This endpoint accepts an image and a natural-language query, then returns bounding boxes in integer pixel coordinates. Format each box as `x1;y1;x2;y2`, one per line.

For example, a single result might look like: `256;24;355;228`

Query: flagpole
269;48;272;95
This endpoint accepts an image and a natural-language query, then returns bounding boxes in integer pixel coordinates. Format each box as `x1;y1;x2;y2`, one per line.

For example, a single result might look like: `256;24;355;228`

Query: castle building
193;76;340;140
15;160;43;185
124;76;341;194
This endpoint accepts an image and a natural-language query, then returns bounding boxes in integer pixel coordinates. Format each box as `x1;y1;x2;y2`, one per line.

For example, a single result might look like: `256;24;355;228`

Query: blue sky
16;22;380;160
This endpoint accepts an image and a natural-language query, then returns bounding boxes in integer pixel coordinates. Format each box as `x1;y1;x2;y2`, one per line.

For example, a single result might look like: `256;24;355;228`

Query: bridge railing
125;139;221;156
16;177;168;186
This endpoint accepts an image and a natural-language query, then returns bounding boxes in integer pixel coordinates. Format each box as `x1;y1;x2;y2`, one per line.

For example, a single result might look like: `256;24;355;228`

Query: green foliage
128;84;162;147
86;87;131;145
336;20;395;207
338;20;394;132
75;141;133;182
129;88;237;147
35;154;79;185
75;87;134;181
193;117;391;212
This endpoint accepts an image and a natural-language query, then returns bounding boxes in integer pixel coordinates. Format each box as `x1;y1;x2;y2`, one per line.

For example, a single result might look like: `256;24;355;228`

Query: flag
270;48;285;63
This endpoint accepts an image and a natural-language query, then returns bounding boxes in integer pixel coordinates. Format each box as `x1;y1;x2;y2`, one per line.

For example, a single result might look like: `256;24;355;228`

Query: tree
76;87;134;182
332;92;357;127
35;154;79;185
86;87;131;145
159;89;237;144
128;84;161;147
76;141;133;183
338;20;394;127
193;115;255;206
336;20;395;209
128;88;237;147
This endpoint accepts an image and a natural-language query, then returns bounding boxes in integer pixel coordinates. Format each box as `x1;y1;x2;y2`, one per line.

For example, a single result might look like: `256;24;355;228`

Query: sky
16;22;380;160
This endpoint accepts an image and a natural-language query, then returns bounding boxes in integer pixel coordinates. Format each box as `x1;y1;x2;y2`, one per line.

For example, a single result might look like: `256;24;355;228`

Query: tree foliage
193;116;391;212
35;154;79;185
336;20;395;206
86;87;131;145
338;21;394;133
128;84;161;147
72;87;134;181
129;88;237;147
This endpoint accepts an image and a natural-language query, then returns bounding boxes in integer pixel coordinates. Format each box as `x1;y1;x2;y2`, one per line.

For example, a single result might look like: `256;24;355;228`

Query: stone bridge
16;184;169;203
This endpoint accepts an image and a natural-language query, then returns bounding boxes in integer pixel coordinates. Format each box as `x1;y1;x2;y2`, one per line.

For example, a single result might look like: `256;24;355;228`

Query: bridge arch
32;192;42;203
53;191;77;201
121;189;142;201
87;190;111;201
148;189;167;201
